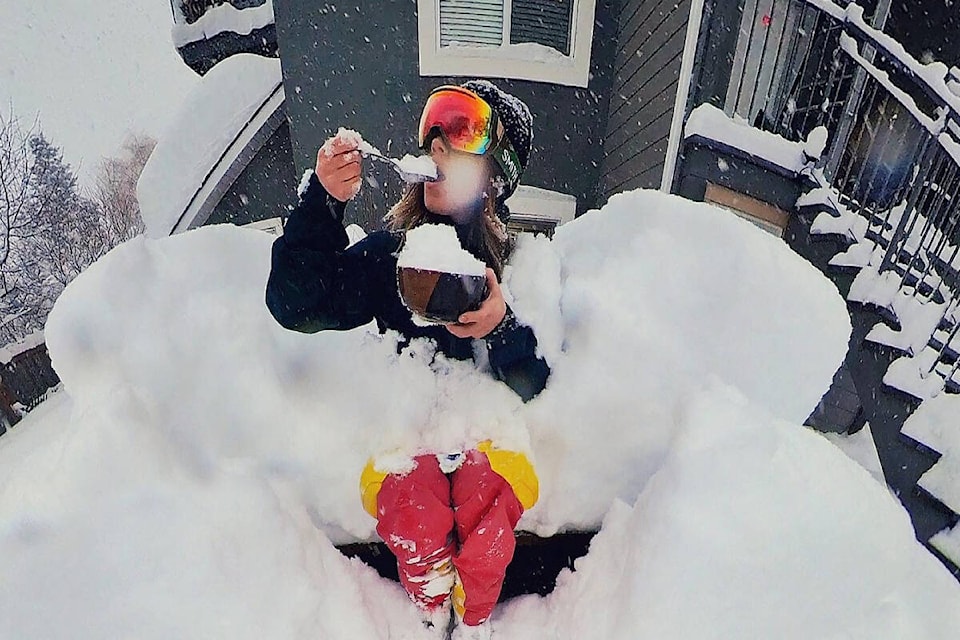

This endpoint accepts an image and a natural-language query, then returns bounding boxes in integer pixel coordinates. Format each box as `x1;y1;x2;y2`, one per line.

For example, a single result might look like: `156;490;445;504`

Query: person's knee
370;455;455;561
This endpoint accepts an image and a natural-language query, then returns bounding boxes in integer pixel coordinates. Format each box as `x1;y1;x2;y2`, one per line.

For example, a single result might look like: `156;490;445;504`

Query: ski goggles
418;86;523;190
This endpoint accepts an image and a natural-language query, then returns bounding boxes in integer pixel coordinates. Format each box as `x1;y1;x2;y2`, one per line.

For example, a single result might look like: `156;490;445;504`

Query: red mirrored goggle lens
418;88;495;155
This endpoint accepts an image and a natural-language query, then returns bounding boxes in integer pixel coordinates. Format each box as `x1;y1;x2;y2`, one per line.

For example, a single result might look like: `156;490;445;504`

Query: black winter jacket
265;173;550;401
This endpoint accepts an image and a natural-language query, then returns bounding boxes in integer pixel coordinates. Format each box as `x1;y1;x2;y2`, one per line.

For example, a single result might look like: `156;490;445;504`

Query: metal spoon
359;145;439;184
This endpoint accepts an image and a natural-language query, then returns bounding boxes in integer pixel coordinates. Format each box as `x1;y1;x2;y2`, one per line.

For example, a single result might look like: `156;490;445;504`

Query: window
418;0;596;87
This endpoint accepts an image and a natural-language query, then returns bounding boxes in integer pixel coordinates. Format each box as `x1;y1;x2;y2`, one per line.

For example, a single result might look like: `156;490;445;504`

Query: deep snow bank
14;189;944;640
39;189;850;538
494;385;960;639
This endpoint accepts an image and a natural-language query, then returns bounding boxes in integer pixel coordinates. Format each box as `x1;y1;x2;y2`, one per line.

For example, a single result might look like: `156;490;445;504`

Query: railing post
689;0;747;110
824;54;872;182
878;135;935;273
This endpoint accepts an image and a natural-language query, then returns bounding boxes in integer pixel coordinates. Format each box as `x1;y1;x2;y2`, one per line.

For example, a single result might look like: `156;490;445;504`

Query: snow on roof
684;103;813;174
0;330;45;365
137;53;283;238
171;0;275;48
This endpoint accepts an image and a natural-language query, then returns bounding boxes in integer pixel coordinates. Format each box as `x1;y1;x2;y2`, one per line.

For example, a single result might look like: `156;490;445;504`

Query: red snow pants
375;451;524;626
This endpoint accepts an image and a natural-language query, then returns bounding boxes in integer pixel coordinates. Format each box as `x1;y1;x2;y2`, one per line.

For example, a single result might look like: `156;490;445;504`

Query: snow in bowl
396;224;487;324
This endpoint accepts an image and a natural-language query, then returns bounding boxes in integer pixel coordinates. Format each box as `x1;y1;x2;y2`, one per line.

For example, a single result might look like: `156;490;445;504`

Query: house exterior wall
273;0;621;228
205;120;299;227
599;0;690;198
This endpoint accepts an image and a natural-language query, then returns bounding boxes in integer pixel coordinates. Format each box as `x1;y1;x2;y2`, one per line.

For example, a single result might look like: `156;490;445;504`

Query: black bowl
397;267;488;324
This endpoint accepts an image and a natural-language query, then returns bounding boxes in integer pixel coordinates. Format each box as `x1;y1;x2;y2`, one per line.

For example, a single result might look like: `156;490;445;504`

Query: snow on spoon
365;149;439;184
336;128;438;184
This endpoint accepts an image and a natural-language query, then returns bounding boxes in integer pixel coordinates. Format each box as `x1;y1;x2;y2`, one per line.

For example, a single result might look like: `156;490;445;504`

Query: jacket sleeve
484;306;551;402
265;172;379;333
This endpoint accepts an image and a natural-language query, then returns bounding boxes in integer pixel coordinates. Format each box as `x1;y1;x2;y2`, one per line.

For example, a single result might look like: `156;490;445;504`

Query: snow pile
15;190;953;638
4;189;846;530
804;125;829;160
397;224;486;275
137;54;282;238
0;392;426;639
684;103;815;173
171;0;275;48
32;189;850;539
494;385;960;639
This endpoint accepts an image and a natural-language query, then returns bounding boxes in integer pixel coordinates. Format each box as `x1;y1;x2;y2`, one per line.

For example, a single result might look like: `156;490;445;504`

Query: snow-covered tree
93;135;155;246
0;112;56;341
27;133;101;291
0;112;153;345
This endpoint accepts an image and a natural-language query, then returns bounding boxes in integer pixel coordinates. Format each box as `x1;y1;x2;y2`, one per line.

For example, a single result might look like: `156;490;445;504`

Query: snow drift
39;188;850;538
5;188;957;637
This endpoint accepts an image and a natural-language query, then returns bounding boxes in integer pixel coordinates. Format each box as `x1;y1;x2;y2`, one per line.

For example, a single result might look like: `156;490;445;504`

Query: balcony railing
692;0;960;398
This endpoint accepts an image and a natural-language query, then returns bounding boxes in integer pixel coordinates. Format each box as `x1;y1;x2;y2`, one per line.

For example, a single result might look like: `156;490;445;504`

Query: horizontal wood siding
600;0;689;198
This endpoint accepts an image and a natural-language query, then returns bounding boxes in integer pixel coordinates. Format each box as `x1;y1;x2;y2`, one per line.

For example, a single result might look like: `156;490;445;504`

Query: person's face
423;135;490;224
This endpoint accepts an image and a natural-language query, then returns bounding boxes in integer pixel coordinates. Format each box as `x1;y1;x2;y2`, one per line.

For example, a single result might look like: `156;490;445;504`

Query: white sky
0;0;199;188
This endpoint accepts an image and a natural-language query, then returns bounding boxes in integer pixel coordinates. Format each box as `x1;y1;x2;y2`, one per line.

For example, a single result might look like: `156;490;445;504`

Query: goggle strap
493;142;522;192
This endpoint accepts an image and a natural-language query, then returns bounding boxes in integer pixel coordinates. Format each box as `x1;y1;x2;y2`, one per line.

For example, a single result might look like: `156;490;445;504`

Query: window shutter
510;0;573;55
439;0;504;47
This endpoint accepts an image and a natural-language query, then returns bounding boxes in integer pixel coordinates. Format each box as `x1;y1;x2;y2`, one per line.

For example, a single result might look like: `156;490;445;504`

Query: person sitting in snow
265;80;549;638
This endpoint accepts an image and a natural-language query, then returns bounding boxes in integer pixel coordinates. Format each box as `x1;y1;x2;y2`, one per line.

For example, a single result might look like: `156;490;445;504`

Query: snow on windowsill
440;41;572;65
684;104;816;174
172;0;275;48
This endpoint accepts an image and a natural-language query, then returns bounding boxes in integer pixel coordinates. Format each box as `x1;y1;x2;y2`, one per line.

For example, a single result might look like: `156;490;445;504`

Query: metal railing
697;0;960;394
724;0;858;146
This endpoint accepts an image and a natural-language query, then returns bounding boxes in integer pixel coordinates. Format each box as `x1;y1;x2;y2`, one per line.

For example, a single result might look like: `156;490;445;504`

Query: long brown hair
385;182;510;278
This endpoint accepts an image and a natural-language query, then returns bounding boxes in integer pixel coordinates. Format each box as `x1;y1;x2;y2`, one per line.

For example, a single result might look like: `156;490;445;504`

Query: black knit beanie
459;79;533;203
